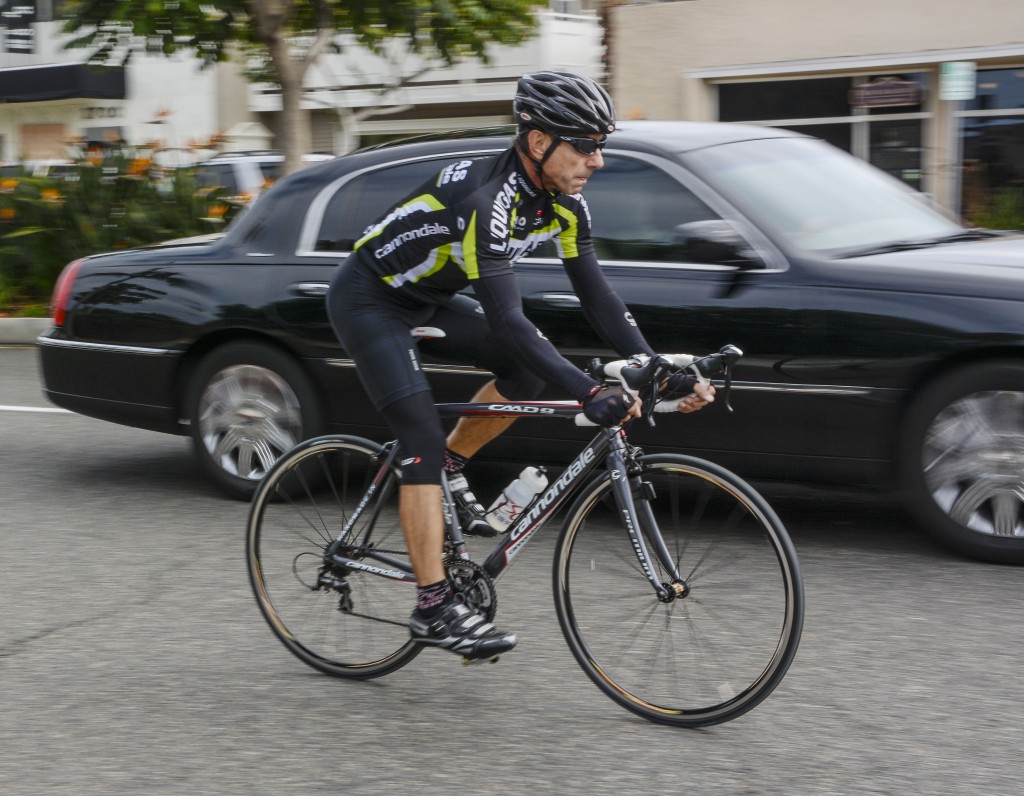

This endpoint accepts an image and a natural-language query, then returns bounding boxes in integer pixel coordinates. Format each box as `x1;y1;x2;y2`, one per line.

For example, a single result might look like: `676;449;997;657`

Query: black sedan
39;121;1024;564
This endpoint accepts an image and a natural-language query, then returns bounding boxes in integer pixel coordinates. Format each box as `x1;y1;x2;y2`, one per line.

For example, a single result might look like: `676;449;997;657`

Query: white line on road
0;404;72;414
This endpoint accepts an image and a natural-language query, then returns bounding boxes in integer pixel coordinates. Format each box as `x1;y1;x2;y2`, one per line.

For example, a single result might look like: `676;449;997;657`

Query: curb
0;318;52;345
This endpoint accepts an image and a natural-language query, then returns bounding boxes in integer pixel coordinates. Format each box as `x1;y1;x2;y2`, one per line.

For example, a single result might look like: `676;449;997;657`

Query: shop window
967;68;1024;112
717;74;928;190
719;78;854;122
960;69;1024;223
869;121;923;188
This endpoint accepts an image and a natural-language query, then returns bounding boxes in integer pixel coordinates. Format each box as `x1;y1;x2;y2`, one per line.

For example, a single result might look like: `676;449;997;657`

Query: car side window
315;158;463;252
195;163;239;194
531;156;721;262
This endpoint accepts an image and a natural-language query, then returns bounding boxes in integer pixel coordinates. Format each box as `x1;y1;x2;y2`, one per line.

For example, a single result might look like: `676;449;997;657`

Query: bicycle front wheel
553;454;803;727
247;435;420;679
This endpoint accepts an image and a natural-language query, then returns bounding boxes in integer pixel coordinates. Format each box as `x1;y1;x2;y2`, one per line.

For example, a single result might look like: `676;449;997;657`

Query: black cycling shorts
326;257;545;484
327;257;544;410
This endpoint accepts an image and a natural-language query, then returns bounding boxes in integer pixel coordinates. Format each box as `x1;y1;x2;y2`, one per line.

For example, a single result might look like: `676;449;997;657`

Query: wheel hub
924;390;1024;538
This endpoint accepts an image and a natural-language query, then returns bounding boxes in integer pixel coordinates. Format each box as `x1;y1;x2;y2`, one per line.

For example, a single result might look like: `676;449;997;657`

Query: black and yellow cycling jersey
353;147;593;295
333;145;653;405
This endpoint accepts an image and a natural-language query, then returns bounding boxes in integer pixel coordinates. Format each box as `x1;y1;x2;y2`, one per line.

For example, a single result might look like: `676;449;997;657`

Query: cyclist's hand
582;385;642;426
674;381;716;414
659;372;700;401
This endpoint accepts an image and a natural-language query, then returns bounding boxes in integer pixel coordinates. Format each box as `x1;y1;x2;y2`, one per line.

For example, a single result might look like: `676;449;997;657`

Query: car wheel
899;360;1024;564
187;341;322;500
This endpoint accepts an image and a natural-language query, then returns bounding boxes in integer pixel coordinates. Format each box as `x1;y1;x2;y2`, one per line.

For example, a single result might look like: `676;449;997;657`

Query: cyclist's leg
420;293;546;459
377;393;448;587
328;266;513;655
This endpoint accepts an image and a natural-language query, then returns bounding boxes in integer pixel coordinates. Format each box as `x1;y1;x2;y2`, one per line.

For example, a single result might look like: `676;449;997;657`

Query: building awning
0;63;126;103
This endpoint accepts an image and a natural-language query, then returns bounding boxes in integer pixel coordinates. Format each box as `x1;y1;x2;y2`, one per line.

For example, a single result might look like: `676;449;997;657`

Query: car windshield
691;136;962;255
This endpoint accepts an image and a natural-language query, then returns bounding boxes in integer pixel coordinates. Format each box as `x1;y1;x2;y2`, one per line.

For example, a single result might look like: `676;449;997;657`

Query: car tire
899;360;1024;564
187;341;323;500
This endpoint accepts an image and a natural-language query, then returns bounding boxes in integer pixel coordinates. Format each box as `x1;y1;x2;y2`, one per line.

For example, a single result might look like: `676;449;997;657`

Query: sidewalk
0;318;51;345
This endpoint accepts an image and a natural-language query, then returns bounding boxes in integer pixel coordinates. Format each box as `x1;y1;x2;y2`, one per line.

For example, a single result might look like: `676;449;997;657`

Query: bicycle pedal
461;655;500;665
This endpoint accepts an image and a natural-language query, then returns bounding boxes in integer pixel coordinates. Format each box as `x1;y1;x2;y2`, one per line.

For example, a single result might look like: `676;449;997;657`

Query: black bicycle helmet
514;71;616;136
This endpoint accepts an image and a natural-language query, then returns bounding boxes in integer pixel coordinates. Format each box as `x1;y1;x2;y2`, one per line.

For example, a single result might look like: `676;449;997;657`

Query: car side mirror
675;220;764;268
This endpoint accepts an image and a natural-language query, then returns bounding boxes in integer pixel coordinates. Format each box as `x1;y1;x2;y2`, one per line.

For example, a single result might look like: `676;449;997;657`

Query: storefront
611;0;1024;220
697;56;1024;220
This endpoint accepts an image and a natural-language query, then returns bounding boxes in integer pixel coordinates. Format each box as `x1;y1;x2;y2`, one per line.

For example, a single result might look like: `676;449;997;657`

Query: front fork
607;432;687;602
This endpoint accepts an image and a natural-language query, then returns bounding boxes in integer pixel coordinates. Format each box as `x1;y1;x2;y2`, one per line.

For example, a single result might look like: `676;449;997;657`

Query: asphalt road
2;346;1023;795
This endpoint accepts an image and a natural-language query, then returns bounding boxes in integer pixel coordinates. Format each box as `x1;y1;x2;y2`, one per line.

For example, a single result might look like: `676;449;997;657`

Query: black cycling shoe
446;473;498;537
409;602;518;660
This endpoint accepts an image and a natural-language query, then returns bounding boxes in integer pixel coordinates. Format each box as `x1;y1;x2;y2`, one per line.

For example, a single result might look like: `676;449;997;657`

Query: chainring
444;557;497;621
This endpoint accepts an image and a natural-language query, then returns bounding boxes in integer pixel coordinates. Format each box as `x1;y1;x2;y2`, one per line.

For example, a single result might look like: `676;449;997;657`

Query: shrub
966;188;1024;232
0;152;231;315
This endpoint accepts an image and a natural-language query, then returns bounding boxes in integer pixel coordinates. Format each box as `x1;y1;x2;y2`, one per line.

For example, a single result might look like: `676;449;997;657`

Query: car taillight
50;258;86;328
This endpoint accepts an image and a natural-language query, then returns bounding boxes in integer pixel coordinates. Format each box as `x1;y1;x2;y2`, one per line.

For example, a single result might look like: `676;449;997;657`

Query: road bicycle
246;345;804;728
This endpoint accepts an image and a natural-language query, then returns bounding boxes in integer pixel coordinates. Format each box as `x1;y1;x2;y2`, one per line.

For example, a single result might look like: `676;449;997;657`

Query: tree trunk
249;0;309;175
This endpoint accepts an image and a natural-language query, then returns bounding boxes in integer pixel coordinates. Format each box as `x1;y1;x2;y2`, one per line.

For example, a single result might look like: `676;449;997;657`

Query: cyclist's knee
496;370;545;401
380;392;445;483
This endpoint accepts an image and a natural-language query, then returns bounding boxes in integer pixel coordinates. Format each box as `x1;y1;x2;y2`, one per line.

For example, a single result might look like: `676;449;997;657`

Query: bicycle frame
324;400;685;600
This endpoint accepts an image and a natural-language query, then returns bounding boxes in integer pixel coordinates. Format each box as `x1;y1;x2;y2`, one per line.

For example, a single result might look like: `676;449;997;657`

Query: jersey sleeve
471;267;599;401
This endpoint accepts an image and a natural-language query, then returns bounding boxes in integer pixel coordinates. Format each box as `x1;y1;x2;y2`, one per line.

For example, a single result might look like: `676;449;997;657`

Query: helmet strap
517;129;561;195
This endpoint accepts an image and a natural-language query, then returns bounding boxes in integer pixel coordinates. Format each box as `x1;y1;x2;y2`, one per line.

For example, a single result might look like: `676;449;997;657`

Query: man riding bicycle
327;71;715;661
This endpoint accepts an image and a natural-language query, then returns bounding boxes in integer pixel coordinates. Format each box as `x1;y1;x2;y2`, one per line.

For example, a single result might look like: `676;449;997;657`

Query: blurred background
2;0;1023;315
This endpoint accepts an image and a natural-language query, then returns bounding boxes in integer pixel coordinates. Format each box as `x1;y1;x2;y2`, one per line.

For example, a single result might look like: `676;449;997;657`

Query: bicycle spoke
247;437;420;679
554;455;803;727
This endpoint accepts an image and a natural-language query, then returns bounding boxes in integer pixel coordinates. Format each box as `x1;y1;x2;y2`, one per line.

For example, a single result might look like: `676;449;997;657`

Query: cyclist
327;70;715;660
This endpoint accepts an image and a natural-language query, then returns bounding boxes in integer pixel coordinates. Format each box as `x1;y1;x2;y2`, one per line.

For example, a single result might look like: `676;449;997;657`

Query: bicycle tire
247;434;421;679
553;453;803;727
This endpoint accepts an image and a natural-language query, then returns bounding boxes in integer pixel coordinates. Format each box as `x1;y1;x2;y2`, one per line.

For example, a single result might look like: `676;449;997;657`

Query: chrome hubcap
198;364;302;481
923;390;1024;538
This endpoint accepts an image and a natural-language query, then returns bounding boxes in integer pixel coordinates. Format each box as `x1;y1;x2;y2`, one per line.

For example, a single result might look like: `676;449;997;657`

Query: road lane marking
0;405;72;414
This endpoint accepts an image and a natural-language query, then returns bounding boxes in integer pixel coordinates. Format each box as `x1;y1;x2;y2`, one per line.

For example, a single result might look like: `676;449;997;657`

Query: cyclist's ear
525;129;553;160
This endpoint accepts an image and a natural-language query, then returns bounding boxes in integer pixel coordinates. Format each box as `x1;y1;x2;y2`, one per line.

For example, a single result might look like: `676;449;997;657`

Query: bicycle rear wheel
553;454;803;727
247;435;420;678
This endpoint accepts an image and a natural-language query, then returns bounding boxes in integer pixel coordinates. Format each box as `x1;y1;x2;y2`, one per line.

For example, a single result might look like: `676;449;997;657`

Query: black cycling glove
582;385;636;426
659;372;701;401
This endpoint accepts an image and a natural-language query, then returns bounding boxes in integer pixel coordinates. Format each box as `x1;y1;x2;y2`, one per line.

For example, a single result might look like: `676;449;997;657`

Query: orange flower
206;203;228;218
42;188;62;202
0;207;15;220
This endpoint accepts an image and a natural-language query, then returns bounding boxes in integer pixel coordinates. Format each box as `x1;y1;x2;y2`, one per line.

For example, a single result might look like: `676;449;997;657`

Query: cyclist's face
527;130;605;195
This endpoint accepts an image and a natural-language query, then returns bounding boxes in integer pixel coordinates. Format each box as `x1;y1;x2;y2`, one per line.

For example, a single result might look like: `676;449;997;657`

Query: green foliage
967;189;1024;231
60;0;544;70
0;155;226;313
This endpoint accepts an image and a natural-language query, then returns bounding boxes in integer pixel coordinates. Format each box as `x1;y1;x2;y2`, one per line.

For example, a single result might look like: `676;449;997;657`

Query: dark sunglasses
558;135;607;156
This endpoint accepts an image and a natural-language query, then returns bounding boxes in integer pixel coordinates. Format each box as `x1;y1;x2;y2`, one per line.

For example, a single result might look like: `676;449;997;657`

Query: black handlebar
588;344;744;424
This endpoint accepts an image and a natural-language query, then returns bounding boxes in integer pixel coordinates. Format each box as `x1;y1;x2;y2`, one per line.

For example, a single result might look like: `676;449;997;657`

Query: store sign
848;77;923;109
1;2;37;54
940;61;976;101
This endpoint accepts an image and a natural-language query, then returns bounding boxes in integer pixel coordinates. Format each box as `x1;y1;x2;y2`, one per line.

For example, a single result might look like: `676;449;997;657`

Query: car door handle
291;282;329;297
538;292;581;309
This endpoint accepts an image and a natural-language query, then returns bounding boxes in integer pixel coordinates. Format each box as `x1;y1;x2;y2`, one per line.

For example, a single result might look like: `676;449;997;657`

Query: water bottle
486;466;549;533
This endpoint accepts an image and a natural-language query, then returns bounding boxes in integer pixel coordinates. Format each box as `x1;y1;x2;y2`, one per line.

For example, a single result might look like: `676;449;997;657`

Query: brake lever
722;360;736;413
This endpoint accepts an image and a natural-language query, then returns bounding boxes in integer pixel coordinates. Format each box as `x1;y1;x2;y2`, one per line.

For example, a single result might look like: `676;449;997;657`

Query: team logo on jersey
374;222;450;258
489;174;519;239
